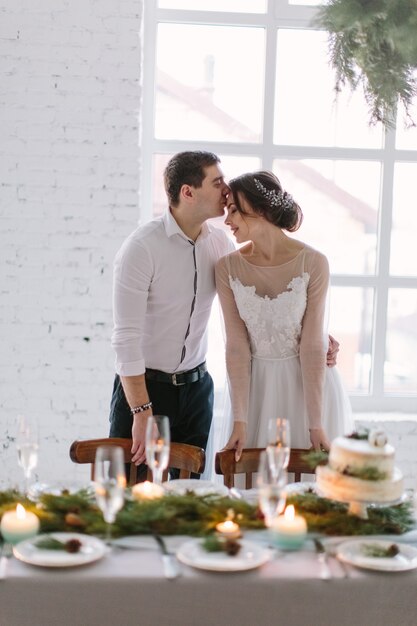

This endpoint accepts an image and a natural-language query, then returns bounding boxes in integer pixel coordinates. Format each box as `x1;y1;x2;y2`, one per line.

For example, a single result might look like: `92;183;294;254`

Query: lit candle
0;504;40;545
132;481;164;501
215;519;241;539
269;505;307;551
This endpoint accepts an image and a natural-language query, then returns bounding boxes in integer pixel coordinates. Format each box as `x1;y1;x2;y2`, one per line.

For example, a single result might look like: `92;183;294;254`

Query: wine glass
145;415;170;485
93;446;126;543
257;450;287;528
267;417;291;476
16;415;39;495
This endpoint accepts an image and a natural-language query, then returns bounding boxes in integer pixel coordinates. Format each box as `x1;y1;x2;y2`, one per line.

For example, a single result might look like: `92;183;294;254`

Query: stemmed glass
16;415;39;495
145;415;170;485
267;417;291;477
93;446;126;544
257;450;287;528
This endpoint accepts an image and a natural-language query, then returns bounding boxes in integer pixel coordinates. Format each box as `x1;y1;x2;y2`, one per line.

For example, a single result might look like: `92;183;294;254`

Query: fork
313;538;332;581
152;534;181;581
0;541;13;580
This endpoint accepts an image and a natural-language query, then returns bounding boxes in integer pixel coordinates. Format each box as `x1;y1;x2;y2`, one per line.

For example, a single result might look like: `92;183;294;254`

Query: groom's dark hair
164;151;220;207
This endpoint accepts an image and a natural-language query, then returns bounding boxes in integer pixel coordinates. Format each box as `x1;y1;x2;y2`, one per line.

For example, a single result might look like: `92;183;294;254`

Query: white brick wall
0;0;143;488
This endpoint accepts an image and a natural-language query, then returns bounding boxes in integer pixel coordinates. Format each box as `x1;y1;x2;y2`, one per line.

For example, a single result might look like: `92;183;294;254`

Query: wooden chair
69;437;205;486
215;447;316;489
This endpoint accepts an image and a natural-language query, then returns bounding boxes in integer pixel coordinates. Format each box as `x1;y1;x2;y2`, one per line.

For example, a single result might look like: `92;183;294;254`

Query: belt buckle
172;373;185;386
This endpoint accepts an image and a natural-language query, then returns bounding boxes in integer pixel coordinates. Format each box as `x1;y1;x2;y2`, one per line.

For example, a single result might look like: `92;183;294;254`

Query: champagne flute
145;415;170;485
267;417;291;476
257;450;287;528
93;446;126;544
16;415;39;495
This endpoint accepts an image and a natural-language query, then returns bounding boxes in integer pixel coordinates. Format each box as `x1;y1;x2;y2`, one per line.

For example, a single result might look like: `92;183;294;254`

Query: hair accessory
254;178;293;211
131;401;153;415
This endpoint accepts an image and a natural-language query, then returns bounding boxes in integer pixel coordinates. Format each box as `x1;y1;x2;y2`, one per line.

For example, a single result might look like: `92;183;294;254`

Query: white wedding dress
215;245;353;450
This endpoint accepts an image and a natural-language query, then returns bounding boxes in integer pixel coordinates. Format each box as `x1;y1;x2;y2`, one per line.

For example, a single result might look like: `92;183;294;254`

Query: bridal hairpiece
254;178;294;211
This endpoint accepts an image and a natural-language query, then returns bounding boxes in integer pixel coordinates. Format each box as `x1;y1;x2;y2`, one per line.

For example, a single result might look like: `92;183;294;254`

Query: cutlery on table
152;534;181;580
313;538;332;580
0;542;13;580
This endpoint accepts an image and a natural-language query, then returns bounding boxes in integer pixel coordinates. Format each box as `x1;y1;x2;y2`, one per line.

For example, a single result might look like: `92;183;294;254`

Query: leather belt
145;362;207;386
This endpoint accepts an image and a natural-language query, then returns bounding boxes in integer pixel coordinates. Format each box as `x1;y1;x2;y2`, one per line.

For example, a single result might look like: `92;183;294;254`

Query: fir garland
0;488;414;538
313;0;417;128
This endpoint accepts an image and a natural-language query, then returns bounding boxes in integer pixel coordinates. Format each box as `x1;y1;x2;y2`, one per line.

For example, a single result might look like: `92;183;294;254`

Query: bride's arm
215;256;251;460
299;251;331;451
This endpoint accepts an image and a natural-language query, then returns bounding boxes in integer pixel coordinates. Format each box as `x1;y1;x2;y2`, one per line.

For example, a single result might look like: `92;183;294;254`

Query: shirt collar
163;209;212;242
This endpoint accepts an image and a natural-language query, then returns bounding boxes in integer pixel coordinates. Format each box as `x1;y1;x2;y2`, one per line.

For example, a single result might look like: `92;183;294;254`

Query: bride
215;171;353;462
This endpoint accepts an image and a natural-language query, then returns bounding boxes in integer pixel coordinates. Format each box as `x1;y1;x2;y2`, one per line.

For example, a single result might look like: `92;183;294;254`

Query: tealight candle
132;481;164;501
215;519;241;539
269;505;307;551
0;503;40;545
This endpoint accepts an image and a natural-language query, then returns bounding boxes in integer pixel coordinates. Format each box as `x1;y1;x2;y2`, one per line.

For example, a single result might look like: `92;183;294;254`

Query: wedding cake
316;429;404;503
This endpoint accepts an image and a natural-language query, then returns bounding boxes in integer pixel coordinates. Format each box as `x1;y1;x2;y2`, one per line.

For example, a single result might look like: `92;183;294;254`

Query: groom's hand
326;334;339;368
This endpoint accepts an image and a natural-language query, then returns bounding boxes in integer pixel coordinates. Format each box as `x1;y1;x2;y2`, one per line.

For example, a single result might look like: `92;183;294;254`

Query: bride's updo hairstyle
228;170;303;232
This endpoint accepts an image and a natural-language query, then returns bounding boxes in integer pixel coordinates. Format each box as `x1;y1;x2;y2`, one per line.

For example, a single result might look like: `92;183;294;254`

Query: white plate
337;539;417;572
176;538;272;572
162;479;229;497
13;532;107;568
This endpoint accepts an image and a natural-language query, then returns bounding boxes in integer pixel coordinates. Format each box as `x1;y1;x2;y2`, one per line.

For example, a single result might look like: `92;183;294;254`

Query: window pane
386;289;417;393
158;0;266;11
152;153;261;218
155;24;264;142
329;287;374;393
273;159;380;274
390;163;417;276
274;29;383;148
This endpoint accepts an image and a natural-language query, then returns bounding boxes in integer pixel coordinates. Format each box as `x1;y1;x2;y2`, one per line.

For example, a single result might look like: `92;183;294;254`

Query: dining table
1;527;417;626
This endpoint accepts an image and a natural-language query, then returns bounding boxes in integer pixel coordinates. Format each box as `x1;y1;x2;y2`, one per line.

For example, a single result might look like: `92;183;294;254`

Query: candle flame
284;505;295;521
16;503;26;519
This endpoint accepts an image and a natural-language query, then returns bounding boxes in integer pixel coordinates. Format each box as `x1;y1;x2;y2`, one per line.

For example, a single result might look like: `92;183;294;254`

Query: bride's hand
309;428;330;452
222;421;247;462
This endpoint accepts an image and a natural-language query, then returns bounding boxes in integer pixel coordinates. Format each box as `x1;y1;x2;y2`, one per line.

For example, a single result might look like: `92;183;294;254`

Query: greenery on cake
345;429;369;440
341;465;388;481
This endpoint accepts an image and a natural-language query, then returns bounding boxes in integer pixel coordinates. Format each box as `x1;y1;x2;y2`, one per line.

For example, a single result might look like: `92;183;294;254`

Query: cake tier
329;436;395;478
316;465;404;504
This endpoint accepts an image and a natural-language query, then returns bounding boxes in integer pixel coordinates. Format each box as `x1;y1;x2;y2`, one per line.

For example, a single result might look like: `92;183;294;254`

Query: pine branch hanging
314;0;417;128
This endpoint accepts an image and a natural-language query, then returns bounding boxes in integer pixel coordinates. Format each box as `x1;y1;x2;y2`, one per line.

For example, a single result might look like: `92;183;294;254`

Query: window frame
140;0;417;413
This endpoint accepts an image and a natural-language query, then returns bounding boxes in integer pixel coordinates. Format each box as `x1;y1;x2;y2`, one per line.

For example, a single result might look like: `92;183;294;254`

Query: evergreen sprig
314;0;417;128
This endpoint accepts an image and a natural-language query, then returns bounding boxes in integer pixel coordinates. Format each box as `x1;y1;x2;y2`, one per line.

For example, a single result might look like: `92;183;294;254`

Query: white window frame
140;0;417;414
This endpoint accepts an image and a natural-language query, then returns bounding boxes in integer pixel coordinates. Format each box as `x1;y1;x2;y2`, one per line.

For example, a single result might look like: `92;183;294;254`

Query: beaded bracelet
130;401;153;415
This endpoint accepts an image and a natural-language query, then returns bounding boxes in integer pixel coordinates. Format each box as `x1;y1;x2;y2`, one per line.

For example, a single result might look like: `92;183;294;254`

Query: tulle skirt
202;356;353;481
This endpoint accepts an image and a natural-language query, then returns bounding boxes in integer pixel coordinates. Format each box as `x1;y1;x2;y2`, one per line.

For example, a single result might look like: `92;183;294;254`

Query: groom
109;150;340;471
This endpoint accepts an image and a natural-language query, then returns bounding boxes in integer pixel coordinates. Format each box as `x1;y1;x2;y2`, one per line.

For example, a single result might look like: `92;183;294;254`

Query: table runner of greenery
0;489;414;538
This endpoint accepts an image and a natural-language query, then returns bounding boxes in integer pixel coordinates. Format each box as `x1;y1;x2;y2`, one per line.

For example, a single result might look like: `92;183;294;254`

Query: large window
141;1;417;413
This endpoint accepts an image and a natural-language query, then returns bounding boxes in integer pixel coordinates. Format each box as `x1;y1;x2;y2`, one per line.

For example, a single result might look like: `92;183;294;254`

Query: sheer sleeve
215;255;251;424
299;250;329;429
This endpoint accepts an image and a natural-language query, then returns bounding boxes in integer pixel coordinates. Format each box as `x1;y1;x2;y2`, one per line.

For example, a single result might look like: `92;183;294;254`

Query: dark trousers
109;371;214;478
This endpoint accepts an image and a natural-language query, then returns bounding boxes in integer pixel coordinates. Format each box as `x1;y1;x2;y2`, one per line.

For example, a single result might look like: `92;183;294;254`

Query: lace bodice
215;245;330;428
229;273;309;359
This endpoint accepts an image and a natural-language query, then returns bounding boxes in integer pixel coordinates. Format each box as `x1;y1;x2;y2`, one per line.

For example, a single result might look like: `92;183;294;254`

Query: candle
1;503;40;545
269;505;307;551
215;519;241;539
132;481;164;501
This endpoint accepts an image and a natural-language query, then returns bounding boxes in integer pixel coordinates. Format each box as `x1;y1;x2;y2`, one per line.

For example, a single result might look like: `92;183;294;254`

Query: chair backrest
215;447;315;489
69;437;205;486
